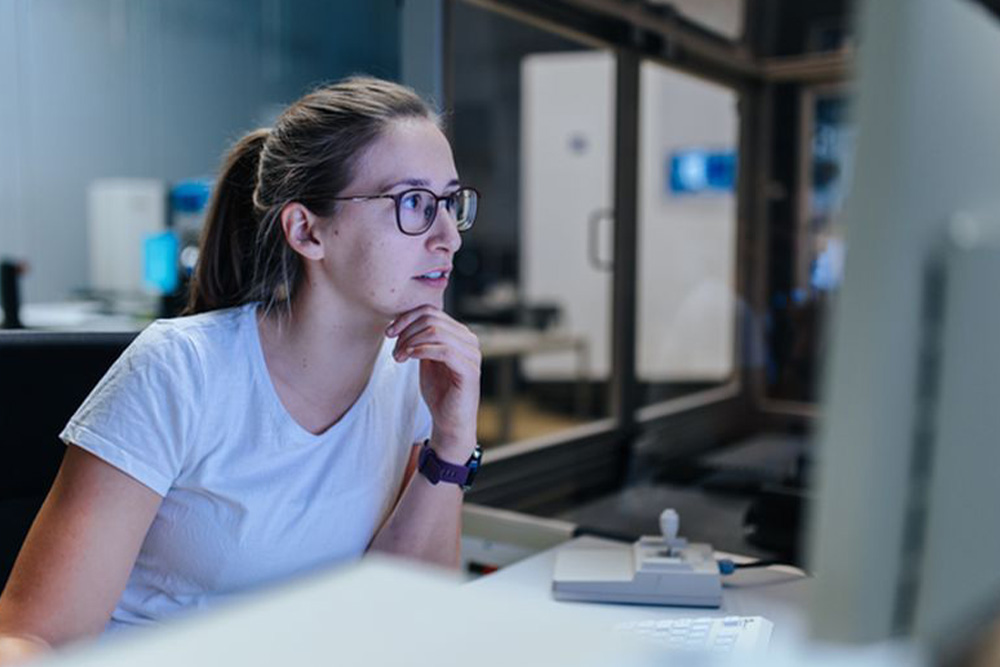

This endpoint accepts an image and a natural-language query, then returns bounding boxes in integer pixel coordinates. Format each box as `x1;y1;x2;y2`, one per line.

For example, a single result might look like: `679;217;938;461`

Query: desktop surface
466;536;930;666
37;555;660;667
467;535;812;648
33;539;924;667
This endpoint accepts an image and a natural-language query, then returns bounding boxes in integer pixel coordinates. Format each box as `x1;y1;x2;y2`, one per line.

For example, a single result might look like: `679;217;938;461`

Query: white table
463;539;925;666
465;535;813;650
38;540;921;667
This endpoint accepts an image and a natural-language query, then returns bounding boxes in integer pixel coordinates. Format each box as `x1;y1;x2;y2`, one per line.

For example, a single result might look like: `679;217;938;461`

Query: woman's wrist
428;432;476;465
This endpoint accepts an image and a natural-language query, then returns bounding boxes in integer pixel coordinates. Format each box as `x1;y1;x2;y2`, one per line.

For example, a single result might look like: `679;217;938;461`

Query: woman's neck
257;290;389;435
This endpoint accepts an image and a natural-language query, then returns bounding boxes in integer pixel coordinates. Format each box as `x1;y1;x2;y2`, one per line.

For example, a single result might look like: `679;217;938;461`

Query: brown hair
185;76;438;316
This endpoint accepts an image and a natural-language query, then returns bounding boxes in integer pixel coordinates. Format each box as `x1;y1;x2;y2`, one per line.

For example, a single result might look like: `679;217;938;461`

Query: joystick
552;509;722;607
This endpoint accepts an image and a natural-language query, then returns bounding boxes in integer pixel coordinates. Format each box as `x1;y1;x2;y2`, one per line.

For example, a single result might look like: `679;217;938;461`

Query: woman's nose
428;204;462;254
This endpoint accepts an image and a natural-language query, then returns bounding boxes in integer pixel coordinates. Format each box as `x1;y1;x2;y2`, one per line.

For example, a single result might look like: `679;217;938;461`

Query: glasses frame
331;186;480;236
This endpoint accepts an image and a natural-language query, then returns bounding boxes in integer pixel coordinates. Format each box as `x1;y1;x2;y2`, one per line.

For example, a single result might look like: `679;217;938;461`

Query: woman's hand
386;305;481;462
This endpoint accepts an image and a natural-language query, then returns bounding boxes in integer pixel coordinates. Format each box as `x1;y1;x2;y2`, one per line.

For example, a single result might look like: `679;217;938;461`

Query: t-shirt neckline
246;303;386;443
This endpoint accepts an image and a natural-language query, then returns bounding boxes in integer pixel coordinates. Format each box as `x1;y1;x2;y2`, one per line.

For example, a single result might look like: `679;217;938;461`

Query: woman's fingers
390;310;480;363
385;305;441;338
395;326;479;365
406;343;480;376
388;306;474;346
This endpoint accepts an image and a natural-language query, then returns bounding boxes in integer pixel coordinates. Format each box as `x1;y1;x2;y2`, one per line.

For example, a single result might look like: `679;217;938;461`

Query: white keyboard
614;615;773;654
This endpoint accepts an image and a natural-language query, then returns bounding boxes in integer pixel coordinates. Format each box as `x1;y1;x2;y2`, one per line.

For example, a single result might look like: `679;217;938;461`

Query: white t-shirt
60;303;432;633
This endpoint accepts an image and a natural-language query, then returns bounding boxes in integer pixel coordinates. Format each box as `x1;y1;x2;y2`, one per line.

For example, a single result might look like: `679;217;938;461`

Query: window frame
443;0;831;511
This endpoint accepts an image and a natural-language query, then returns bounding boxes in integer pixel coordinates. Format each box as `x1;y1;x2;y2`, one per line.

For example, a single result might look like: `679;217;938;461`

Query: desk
475;326;590;443
14;300;147;331
40;555;663;667
40;540;923;667
464;535;812;650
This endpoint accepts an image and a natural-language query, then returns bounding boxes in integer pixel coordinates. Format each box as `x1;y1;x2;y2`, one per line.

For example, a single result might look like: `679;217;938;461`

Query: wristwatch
417;440;482;491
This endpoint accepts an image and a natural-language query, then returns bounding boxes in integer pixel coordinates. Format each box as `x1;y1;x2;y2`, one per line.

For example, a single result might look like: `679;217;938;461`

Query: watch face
463;446;483;489
469;446;483;465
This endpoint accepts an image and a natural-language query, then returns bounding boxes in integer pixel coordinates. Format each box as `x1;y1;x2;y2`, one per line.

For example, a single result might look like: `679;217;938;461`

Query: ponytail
185;128;269;314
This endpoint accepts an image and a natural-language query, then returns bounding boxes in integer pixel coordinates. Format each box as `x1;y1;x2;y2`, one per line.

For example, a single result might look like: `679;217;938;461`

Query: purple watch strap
418;443;471;486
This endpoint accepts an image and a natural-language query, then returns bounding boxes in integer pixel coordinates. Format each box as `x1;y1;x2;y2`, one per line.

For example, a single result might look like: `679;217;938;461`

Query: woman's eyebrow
377;177;462;192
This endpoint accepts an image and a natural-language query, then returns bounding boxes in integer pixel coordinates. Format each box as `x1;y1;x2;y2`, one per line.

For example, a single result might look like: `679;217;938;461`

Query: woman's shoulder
150;303;251;338
129;303;256;369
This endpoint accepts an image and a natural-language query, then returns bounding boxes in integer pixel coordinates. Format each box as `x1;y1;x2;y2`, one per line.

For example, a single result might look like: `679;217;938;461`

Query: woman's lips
413;274;449;288
413;268;451;288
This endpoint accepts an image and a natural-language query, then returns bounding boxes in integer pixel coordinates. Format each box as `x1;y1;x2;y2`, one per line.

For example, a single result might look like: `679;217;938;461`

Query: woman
0;76;481;662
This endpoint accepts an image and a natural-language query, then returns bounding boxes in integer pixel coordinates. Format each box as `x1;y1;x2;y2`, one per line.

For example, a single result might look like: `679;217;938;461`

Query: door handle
587;208;614;272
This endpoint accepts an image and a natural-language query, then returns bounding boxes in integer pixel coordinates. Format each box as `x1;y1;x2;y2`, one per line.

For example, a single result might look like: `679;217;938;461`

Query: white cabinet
520;52;737;383
520;51;615;381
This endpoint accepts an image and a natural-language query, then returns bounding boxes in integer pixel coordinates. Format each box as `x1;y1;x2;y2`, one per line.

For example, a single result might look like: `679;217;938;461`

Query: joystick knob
659;508;679;542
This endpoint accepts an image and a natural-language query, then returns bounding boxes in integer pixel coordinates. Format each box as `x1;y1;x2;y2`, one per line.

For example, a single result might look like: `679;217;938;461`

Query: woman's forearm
368;449;465;568
379;305;481;568
0;633;52;665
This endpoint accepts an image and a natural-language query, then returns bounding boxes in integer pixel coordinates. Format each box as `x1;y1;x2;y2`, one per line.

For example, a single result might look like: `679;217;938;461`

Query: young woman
0;76;481;662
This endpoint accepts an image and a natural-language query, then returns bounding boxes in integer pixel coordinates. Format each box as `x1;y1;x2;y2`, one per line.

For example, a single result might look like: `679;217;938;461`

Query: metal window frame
753;80;847;420
443;0;851;511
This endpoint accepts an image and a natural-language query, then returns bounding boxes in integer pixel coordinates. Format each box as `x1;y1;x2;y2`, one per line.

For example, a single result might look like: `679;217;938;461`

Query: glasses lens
451;188;477;231
398;189;437;234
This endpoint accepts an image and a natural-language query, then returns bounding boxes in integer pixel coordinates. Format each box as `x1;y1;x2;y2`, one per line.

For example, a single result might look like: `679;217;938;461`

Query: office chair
0;330;136;589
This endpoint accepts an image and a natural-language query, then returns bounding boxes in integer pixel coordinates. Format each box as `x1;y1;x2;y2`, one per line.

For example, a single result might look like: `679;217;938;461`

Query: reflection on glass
449;3;614;447
768;88;853;404
804;93;852;294
636;61;740;408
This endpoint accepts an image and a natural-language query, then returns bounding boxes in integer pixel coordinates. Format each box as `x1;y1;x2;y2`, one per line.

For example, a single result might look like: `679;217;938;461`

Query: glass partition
448;3;616;447
766;85;852;405
635;60;741;412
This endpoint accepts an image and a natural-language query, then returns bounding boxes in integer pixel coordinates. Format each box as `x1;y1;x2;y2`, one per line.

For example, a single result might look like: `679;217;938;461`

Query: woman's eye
401;193;422;210
423;200;437;221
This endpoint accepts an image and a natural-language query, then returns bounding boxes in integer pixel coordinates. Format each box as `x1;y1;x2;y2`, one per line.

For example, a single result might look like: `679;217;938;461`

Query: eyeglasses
332;186;480;236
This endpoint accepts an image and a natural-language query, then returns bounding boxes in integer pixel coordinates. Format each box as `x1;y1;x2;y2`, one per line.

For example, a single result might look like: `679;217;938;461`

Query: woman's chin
384;295;444;320
407;292;446;311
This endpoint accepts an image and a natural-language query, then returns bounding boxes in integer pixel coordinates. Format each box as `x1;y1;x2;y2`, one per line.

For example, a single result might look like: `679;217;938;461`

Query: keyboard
614;615;773;655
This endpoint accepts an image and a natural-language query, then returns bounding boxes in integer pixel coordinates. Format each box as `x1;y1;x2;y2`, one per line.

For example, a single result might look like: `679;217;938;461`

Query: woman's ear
279;202;325;261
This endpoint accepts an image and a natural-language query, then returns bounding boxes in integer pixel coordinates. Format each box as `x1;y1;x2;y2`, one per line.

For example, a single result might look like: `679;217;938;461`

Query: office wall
0;0;399;303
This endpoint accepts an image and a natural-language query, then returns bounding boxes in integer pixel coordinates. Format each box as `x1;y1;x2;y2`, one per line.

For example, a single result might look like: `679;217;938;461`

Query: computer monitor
807;0;1000;652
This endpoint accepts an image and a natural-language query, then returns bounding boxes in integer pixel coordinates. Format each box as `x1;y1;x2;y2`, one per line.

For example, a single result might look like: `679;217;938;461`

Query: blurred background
0;0;864;553
8;0;1000;658
6;0;1000;575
